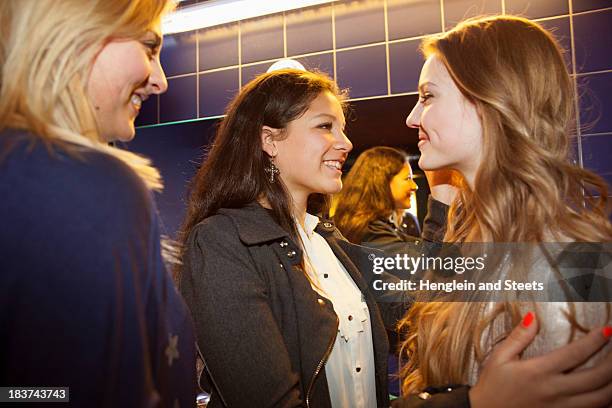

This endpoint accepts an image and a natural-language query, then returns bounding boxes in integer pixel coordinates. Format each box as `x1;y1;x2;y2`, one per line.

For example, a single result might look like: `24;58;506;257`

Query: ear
261;126;279;157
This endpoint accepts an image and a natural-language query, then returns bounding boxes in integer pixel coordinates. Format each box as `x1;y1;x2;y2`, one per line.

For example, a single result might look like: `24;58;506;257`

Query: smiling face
390;163;417;210
263;91;352;202
406;54;483;184
87;24;167;142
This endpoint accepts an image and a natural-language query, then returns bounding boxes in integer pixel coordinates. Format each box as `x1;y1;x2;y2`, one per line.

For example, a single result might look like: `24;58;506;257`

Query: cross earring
265;158;280;183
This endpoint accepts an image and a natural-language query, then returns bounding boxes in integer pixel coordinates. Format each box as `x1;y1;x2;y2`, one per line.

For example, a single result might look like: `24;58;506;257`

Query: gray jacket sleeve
180;215;302;408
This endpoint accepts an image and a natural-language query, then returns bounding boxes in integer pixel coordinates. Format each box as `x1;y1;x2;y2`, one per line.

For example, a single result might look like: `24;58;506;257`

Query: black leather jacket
180;201;470;408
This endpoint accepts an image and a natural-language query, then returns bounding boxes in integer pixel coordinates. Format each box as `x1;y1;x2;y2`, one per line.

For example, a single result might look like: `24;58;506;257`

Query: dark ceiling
344;94;420;159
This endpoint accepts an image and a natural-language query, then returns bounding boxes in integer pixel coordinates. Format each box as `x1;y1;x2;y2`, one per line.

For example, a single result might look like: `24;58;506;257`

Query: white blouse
296;213;377;408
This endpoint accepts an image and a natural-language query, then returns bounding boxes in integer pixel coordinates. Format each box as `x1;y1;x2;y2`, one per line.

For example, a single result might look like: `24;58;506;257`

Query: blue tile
573;8;612;73
337;45;387;98
569;135;580;165
388;0;442;40
134;95;158;127
537;17;572;72
335;0;385;48
581;134;612;184
443;0;502;29
389;40;423;94
573;0;612;12
160;75;197;123
126;119;220;238
241;14;284;64
199;69;239;117
505;0;568;19
160;31;197;77
199;23;239;71
295;53;334;79
578;71;612;135
286;4;333;56
241;61;278;87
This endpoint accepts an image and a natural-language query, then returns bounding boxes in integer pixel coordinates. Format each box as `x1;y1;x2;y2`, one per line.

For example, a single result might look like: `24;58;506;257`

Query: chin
115;126;136;142
418;156;445;171
321;180;343;195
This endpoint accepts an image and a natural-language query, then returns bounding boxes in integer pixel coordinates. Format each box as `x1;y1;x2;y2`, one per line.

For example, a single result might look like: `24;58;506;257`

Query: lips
323;158;345;172
417;130;430;149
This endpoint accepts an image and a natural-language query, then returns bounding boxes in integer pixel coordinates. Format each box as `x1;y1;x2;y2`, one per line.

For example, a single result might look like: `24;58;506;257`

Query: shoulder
0;130;156;258
363;218;401;240
1;130;152;219
189;213;240;246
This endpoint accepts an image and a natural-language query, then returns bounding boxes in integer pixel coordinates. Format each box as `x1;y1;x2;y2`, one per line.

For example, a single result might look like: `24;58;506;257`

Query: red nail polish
522;312;534;328
603;327;612;339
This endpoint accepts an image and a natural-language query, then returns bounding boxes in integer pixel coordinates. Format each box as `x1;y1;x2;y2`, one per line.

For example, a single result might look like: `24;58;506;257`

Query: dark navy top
0;129;196;407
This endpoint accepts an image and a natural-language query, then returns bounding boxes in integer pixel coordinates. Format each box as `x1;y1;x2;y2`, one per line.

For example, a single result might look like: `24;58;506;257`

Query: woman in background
0;1;196;406
334;146;422;252
400;15;612;408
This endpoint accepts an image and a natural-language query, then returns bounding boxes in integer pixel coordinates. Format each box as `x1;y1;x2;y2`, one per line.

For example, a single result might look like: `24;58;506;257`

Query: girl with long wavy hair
400;15;612;408
0;1;196;405
333;146;422;250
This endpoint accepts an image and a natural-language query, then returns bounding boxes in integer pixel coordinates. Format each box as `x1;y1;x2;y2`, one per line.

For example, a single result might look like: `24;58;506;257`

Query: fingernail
522;312;535;328
603;327;612;339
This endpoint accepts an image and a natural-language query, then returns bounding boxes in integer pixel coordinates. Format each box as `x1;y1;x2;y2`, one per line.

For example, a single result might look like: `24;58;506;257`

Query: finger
534;327;611;374
554;346;612;394
562;376;612;408
488;312;538;364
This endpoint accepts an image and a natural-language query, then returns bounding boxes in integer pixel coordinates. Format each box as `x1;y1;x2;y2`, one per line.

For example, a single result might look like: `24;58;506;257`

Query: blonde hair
400;15;612;393
0;0;175;190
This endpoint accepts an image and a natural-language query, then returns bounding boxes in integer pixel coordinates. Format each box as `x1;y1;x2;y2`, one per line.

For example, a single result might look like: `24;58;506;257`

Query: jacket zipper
196;344;229;407
305;314;339;408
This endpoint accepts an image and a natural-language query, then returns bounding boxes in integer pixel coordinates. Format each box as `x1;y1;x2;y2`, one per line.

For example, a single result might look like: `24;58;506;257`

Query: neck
291;191;309;230
393;209;404;226
463;170;475;190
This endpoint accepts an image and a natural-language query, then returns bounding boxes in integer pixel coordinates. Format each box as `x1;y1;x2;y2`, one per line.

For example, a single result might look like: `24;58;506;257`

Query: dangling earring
265;157;280;183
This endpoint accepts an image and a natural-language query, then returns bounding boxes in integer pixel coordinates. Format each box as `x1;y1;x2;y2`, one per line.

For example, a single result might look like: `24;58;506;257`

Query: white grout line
156;94;160;124
581;132;612;138
346;91;418;102
196;29;200;118
384;0;391;95
574;68;612;77
501;0;506;15
331;1;337;80
573;6;612;17
166;72;198;80
238;21;242;88
568;0;584;168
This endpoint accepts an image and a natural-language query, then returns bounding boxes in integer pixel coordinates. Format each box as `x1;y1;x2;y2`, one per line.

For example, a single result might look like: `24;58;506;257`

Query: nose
406;102;422;129
408;178;418;191
149;57;168;94
336;130;353;153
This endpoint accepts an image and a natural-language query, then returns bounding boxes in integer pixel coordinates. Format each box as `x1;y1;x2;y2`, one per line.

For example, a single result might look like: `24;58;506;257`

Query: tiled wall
137;0;612;184
133;0;612;235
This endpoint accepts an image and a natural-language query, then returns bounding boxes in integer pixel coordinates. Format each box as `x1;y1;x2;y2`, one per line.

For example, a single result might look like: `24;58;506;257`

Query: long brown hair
176;69;346;280
400;15;612;393
333;146;408;243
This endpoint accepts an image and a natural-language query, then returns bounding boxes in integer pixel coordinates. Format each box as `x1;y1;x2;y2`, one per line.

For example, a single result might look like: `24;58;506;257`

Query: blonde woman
400;15;612;408
0;1;196;406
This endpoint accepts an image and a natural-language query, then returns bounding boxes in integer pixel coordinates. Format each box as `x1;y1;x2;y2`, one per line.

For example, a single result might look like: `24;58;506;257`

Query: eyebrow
311;113;346;127
418;81;438;93
144;31;162;48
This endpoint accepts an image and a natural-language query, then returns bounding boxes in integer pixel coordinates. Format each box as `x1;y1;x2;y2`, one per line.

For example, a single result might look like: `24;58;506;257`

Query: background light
164;0;339;34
